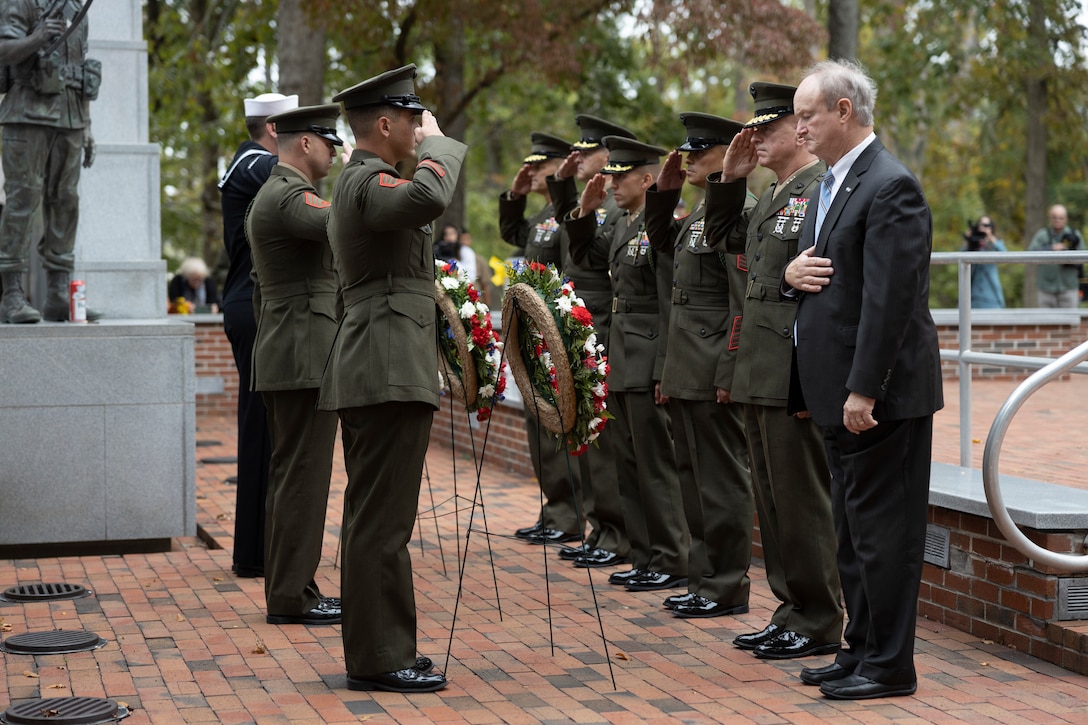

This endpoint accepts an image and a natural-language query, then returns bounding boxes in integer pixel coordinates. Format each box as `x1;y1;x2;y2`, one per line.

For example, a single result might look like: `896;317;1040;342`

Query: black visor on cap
308;125;344;146
382;93;427;111
678;137;726;152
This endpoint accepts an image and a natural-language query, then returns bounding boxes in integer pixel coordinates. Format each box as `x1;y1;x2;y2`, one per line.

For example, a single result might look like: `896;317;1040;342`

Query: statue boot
0;271;42;324
42;271;103;322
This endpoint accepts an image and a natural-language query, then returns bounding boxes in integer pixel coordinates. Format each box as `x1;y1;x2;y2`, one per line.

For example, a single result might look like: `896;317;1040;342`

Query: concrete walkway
2;376;1088;723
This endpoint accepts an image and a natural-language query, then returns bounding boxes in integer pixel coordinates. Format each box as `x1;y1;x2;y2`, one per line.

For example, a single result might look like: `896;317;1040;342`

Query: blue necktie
815;171;835;241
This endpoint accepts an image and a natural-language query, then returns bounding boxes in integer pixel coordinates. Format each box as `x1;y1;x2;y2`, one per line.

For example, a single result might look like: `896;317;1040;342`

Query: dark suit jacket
793;138;943;427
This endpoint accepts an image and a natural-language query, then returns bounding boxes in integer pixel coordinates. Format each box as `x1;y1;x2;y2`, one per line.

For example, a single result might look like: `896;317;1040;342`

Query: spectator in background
458;228;490;305
1028;204;1084;308
963;216;1005;309
168;256;220;312
433;223;461;263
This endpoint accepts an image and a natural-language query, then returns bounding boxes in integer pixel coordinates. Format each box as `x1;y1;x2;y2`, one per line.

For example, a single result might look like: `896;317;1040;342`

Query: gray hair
804;59;878;127
178;256;209;279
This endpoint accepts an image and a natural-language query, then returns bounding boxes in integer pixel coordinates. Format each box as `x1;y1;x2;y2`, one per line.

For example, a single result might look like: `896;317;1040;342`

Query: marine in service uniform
644;113;753;617
500;132;585;545
547;114;637;569
704;83;842;656
566;137;689;593
318;64;466;693
0;0;101;323
219;91;299;578
245;104;344;627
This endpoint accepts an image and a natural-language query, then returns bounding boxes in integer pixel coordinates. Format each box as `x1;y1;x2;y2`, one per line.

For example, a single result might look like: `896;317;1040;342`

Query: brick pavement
3;377;1088;723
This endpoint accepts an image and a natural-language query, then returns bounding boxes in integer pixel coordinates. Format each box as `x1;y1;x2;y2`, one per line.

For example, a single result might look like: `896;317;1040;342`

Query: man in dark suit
246;104;343;626
784;60;943;700
319;64;466;693
219;92;298;578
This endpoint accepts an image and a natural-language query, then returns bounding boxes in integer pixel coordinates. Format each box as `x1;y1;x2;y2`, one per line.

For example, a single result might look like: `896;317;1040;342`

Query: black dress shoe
233;564;264;578
624;571;688;592
347;668;448;693
662;591;697;610
608;568;645;585
733;622;781;650
573;548;627;568
799;662;850;686
514;521;544;540
753;630;840;660
671;595;748;618
266;597;342;625
524;527;581;544
819;673;917;700
558;543;593;560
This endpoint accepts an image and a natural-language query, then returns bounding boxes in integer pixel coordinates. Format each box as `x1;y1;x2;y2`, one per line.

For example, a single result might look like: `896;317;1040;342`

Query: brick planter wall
920;507;1088;675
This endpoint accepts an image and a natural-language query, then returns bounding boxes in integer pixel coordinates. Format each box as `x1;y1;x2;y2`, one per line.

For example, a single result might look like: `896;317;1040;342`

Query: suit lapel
813;138;885;257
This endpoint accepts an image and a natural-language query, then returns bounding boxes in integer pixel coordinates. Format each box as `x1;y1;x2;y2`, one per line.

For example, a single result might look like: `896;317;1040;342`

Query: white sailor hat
243;93;299;118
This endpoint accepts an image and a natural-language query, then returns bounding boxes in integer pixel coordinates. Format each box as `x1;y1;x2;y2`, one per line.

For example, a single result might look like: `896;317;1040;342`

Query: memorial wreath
434;260;506;421
502;260;611;456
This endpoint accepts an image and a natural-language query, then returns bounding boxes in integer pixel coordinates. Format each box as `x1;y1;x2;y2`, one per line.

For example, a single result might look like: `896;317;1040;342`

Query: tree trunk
433;15;468;235
277;0;326;106
827;0;858;61
1022;0;1049;303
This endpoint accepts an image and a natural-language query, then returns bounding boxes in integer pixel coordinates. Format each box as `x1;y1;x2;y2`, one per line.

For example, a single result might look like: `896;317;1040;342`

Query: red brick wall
937;320;1087;380
920;506;1088;675
189;317;239;419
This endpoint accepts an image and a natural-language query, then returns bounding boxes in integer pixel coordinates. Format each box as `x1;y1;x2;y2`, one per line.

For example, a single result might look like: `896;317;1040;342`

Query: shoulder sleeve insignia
303;192;331;209
416;159;446;177
378;173;410;187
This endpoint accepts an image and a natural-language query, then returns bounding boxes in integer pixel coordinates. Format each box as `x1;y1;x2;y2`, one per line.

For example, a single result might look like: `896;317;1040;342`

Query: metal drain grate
1057;578;1088;620
0;630;107;655
923;524;951;569
0;583;90;603
1;696;128;724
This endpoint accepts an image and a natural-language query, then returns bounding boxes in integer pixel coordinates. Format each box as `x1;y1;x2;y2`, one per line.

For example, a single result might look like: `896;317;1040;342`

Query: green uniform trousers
339;401;433;677
523;401;584;536
262;388;338;615
576;287;627;555
610;390;687;574
668;398;705;592
744;403;842;642
673;398;752;606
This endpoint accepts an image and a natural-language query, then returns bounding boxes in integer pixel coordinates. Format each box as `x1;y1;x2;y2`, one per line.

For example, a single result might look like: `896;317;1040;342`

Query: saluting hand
784;246;833;293
510;164;533;197
721;128;758;183
415;110;444;142
340;139;354;165
577;173;607;214
555;151;579;181
656;150;685;192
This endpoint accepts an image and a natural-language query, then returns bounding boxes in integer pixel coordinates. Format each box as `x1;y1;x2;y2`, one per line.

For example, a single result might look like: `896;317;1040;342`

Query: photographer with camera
962;216;1005;309
1028;204;1085;308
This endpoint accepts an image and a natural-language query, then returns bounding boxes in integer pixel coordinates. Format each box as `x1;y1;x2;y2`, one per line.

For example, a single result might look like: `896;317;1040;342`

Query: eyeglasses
978;222;992;228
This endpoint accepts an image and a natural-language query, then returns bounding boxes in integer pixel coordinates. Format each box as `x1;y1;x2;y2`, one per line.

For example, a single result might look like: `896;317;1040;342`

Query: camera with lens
1059;231;1080;250
963;220;987;252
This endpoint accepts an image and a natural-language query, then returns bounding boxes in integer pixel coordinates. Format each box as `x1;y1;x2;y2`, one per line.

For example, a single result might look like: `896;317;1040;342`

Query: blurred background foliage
147;0;1088;308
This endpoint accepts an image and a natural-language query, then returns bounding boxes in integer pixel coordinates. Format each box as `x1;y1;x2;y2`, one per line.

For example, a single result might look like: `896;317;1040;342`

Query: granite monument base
0;319;195;554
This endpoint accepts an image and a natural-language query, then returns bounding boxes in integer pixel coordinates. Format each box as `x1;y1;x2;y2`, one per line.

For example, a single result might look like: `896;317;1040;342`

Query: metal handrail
931;250;1088;570
982;340;1088;570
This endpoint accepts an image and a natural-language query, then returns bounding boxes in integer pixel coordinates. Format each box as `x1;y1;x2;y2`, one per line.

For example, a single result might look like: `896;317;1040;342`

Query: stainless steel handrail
931;250;1088;570
981;340;1088;570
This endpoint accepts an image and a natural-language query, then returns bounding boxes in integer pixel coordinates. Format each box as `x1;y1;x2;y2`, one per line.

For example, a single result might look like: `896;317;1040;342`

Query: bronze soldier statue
0;0;101;323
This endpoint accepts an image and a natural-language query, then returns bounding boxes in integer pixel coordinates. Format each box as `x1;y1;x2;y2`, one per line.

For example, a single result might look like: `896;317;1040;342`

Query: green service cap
333;64;428;112
523;132;573;163
677;112;744;151
267;104;344;146
745;82;797;128
601;136;667;174
571;114;637;150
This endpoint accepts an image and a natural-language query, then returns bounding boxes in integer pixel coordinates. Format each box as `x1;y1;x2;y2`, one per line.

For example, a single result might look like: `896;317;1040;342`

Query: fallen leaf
613;652;629;661
117;701;130;709
216;513;230;521
252;640;267;655
1;623;12;632
212;576;224;583
47;683;68;689
39;709;59;717
981;639;994;645
176;615;186;622
972;438;981;444
23;670;38;678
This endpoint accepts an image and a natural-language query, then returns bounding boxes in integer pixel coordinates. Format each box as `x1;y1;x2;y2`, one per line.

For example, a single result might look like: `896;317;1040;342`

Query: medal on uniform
687;219;705;250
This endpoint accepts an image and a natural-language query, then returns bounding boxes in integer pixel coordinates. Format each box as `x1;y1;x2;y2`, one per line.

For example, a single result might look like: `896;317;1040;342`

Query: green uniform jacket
499;192;567;270
246;164;338;391
567;206;668;393
645;186;746;401
551;175;622;298
706;162;825;405
318;136;467;411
